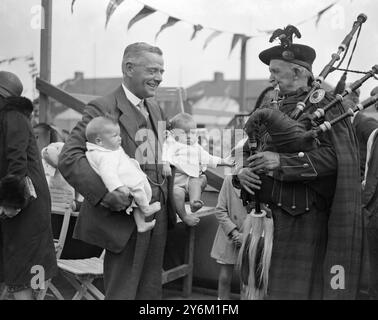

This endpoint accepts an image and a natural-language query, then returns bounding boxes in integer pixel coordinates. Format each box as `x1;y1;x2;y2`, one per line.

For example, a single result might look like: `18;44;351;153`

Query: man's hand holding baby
101;188;132;212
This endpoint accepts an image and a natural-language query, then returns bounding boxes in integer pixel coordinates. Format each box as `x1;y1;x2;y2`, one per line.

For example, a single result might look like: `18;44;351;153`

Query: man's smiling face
128;52;164;99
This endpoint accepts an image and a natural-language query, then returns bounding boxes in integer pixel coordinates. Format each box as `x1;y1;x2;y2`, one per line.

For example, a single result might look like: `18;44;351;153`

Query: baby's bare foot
137;219;156;233
143;202;161;216
190;200;204;213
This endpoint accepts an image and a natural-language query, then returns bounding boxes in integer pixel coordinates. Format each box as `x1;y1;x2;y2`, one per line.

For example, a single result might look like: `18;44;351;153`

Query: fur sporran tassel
238;114;275;300
237;212;274;300
238;214;253;288
261;216;274;295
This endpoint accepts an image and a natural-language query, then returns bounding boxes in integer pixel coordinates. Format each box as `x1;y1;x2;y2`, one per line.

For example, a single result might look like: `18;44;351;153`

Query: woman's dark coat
0;96;57;288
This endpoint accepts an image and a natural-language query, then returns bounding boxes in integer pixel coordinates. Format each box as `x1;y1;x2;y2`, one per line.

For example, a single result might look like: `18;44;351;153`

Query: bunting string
70;0;342;52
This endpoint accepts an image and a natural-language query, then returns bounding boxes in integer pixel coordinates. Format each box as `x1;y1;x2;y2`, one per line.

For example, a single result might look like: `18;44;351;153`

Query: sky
1;0;378;101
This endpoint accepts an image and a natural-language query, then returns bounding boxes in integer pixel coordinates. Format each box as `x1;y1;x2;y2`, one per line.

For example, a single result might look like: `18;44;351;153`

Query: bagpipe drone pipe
304;93;378;139
290;13;368;120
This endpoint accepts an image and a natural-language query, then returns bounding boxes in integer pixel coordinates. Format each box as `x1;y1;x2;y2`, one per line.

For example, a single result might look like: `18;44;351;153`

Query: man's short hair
85;116;118;143
122;42;163;73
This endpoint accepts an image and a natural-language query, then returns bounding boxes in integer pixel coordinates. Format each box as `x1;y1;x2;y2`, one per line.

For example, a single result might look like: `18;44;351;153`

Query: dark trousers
367;214;378;299
103;190;168;300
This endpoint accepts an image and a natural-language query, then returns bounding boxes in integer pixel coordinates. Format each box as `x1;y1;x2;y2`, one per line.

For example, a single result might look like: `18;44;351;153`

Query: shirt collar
122;83;143;107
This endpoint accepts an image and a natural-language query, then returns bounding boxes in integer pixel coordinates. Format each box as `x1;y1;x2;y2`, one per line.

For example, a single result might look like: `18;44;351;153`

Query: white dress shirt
122;83;149;118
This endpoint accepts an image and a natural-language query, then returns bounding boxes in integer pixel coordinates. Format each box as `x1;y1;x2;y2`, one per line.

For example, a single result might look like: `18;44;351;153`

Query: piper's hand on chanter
237;167;262;195
247;151;280;172
101;188;132;212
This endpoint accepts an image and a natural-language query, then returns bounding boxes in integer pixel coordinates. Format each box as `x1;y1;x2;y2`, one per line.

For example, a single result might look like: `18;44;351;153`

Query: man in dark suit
59;42;171;299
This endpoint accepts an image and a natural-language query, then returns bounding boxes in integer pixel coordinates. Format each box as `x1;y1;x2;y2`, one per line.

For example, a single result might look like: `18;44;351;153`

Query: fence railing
36;77;86;114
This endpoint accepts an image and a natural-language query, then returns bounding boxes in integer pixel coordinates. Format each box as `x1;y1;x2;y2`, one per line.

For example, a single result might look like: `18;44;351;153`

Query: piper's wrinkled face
269;59;296;94
127;52;164;99
97;123;122;151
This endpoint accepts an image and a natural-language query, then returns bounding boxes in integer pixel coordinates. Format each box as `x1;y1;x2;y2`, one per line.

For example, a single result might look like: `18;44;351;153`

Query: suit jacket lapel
115;86;145;148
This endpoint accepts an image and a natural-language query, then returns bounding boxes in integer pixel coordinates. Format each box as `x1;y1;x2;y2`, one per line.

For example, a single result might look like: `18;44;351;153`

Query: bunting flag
127;5;156;30
67;0;344;59
315;2;336;27
25;55;39;78
0;55;39;80
229;34;244;56
258;1;340;34
0;56;29;65
190;24;203;41
71;0;76;14
203;30;222;50
7;57;18;64
155;16;180;41
105;0;125;28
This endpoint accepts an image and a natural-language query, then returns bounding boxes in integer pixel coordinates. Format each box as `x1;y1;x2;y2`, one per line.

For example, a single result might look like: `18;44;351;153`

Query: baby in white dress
85;116;160;232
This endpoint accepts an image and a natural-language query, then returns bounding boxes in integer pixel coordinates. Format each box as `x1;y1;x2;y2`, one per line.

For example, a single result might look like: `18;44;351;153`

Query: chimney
74;71;84;81
213;72;224;83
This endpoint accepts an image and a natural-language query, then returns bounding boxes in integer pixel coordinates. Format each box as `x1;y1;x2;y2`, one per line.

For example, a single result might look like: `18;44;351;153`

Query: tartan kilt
266;205;328;300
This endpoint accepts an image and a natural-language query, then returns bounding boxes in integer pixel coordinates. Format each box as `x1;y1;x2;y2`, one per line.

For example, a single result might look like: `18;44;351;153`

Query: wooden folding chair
57;250;105;300
38;187;105;300
37;187;74;300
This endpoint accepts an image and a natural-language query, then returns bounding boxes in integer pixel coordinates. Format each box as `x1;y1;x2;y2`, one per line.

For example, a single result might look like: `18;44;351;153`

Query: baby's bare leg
188;175;207;212
174;187;199;226
133;207;156;233
130;183;160;216
139;202;161;216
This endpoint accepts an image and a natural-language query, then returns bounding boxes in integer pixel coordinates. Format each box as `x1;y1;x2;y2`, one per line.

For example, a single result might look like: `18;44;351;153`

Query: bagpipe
237;13;377;300
290;13;368;120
